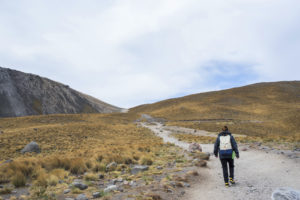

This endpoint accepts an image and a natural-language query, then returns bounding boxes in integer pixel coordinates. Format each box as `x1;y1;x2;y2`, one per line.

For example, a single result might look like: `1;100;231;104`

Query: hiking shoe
225;182;230;187
229;178;235;184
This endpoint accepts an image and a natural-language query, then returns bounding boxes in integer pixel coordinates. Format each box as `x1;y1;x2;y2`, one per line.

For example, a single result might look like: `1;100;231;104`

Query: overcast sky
1;0;300;108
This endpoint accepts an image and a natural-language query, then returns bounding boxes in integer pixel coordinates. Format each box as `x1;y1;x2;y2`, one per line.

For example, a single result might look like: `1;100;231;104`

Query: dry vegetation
131;81;300;148
0;113;183;199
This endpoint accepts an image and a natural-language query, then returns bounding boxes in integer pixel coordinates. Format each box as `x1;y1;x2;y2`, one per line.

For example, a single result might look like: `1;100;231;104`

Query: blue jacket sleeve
214;136;220;157
230;136;239;157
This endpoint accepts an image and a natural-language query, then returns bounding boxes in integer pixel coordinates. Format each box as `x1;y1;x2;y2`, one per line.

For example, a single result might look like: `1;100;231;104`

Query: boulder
188;143;202;152
104;185;118;193
131;165;149;174
72;181;88;190
75;194;88;200
21;141;40;154
272;187;300;200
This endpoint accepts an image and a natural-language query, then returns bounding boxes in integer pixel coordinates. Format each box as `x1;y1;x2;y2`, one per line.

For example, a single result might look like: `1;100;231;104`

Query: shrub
47;175;59;186
140;156;153;165
92;163;106;172
11;172;26;187
70;158;87;175
84;173;98;181
50;169;68;179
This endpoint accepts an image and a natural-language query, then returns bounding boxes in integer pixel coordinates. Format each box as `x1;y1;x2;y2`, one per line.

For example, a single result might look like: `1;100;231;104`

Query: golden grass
0;112;179;198
130;81;300;146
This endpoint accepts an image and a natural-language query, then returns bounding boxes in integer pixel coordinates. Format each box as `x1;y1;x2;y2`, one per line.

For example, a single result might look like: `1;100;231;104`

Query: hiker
214;126;239;187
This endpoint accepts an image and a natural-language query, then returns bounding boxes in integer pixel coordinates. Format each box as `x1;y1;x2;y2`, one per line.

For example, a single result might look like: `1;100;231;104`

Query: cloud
0;0;300;107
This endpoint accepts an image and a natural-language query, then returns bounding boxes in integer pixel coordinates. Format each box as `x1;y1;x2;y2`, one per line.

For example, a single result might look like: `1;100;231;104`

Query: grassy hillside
0;113;188;199
130;81;300;144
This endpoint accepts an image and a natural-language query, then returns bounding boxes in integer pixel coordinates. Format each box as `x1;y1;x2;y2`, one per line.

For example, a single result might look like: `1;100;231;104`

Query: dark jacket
214;131;239;159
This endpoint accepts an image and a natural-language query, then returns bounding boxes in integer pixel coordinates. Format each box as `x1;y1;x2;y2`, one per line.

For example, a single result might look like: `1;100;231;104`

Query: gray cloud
0;0;300;107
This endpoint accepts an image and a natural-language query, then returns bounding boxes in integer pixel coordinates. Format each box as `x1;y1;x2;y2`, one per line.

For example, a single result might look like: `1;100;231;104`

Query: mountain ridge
0;66;122;117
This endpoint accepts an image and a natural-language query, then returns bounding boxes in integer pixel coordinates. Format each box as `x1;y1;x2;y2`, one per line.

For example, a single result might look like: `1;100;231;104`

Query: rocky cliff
0;67;122;117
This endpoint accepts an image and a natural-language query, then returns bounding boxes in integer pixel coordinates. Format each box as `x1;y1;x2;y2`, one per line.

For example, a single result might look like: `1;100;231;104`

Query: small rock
181;191;186;195
21;141;40;154
188;143;202;152
104;185;118;193
166;189;173;193
0;185;3;188
156;166;163;170
59;180;64;184
75;194;88;200
131;165;149;174
184;183;190;187
117;178;123;182
123;181;129;185
129;181;137;187
93;192;101;198
241;147;248;151
272;187;300;200
65;198;74;200
73;181;88;190
106;162;117;171
98;174;104;179
64;189;71;194
110;179;118;185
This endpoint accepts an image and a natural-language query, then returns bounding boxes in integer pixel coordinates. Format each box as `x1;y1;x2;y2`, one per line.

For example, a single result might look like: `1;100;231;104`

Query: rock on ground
104;185;118;193
272;188;300;200
72;181;88;190
93;192;101;198
21;141;40;153
188;143;202;152
75;194;88;200
131;165;149;174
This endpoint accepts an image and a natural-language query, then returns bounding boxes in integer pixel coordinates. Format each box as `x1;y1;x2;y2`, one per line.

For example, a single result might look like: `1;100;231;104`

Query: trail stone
75;194;88;200
65;198;74;200
131;165;149;174
93;192;101;198
104;185;118;193
21;141;40;153
272;188;300;200
188;143;202;152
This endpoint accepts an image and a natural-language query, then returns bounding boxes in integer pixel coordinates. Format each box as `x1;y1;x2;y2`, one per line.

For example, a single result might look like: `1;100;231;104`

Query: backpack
219;135;233;157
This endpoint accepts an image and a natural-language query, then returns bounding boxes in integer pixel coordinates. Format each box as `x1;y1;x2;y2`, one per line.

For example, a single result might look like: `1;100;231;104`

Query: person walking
214;126;239;187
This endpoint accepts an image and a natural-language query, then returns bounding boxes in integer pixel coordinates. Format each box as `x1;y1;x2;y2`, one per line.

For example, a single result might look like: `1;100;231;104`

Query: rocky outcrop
0;66;122;117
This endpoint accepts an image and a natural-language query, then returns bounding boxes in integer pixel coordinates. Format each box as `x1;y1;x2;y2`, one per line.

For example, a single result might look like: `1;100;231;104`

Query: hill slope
0;67;122;117
130;81;300;141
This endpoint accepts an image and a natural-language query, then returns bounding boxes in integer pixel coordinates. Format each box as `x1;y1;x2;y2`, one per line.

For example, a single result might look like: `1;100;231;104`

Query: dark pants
220;158;234;183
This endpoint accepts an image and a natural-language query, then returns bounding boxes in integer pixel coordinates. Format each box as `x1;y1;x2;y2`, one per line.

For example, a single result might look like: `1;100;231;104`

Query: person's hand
236;155;240;159
215;154;218;158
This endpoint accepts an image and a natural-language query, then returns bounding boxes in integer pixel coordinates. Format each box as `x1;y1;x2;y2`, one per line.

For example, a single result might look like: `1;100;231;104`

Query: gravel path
141;122;300;200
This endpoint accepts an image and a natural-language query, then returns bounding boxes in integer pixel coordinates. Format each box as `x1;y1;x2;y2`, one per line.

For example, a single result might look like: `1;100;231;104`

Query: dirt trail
141;122;300;200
